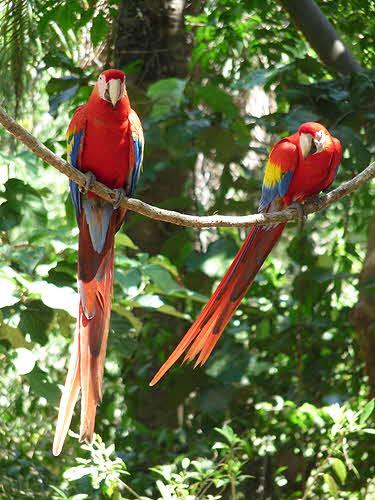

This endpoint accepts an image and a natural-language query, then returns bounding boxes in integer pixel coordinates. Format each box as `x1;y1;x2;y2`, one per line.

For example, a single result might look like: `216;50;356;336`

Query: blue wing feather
67;128;84;216
128;137;143;196
127;111;144;196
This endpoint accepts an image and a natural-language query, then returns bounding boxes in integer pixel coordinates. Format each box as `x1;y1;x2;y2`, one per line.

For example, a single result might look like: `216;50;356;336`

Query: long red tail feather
150;223;286;386
53;209;117;456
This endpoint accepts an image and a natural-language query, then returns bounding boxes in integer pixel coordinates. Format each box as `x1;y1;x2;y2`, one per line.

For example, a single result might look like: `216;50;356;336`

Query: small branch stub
0;105;374;229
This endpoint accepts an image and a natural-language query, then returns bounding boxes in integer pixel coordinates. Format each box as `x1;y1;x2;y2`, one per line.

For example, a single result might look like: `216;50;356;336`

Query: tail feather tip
52;439;62;457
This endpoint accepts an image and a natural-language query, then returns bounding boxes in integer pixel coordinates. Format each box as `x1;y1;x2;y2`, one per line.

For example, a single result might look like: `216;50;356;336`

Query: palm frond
0;0;34;116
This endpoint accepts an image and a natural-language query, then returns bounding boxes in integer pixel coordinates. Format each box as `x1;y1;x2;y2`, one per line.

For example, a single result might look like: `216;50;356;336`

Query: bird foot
289;201;307;231
305;194;321;205
80;171;96;195
112;188;126;209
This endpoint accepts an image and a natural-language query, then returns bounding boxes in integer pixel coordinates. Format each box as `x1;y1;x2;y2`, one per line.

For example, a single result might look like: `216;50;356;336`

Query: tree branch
0;105;374;229
280;0;362;74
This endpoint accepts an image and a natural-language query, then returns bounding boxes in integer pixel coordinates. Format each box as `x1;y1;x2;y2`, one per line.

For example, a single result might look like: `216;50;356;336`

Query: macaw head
97;69;127;107
298;122;330;158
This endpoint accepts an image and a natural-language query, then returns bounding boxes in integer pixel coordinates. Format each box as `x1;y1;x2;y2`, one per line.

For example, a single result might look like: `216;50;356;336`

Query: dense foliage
0;0;374;498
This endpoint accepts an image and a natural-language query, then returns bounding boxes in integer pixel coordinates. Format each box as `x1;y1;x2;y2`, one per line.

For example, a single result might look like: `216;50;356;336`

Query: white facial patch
98;75;107;100
313;130;326;154
97;75;126;106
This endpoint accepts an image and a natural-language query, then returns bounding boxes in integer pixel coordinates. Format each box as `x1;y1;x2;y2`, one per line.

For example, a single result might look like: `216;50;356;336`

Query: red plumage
53;70;143;456
150;122;341;386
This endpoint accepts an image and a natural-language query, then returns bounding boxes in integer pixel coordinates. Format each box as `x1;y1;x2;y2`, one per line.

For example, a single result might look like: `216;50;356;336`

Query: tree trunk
113;0;203;427
115;0;189;85
352;216;375;396
114;0;196;253
280;0;362;74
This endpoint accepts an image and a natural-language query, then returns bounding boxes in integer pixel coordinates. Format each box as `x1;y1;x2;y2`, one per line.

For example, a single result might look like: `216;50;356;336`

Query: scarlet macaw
150;122;341;386
53;69;144;456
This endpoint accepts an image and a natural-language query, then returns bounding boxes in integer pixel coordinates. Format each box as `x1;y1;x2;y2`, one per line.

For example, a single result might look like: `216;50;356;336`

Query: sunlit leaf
0;277;19;308
360;399;374;426
13;347;36;375
64;465;98;482
324;473;339;498
330;457;347;485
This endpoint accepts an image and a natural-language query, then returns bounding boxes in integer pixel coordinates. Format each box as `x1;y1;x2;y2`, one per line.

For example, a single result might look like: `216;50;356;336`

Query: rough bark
115;0;190;85
352;217;375;396
114;0;196;253
280;0;362;74
113;0;199;427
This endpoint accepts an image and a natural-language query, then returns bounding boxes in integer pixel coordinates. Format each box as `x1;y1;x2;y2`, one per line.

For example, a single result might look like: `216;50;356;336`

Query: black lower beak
310;140;318;155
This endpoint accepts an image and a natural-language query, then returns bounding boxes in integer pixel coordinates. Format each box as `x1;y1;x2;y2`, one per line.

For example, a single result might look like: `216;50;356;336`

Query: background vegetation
0;0;374;498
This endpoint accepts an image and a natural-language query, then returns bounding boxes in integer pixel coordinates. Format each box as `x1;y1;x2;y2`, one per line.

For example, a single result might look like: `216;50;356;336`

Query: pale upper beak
300;132;325;158
300;133;312;158
108;79;122;107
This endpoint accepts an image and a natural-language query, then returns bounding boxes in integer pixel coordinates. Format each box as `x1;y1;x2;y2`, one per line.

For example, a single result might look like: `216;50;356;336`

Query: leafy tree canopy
0;0;374;498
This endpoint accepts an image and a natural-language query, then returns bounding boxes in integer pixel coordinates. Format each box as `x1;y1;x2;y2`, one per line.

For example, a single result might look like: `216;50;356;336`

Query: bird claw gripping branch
79;171;97;195
112;188;127;210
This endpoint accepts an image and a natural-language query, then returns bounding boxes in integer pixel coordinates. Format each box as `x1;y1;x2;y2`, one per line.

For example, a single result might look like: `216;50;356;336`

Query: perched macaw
150;122;342;386
53;69;144;456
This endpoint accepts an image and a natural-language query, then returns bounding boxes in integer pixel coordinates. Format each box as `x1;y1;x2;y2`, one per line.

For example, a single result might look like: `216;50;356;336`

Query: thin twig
0;105;374;229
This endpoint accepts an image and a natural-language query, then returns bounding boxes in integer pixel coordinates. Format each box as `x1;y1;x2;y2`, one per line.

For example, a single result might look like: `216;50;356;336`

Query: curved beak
300;132;326;158
108;79;122;107
300;133;312;158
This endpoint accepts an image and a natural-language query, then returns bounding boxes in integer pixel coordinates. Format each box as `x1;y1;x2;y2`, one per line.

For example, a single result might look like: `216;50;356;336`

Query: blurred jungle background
0;0;374;498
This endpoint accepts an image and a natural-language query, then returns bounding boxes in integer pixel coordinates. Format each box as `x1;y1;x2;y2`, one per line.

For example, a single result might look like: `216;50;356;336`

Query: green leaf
0;323;27;348
187;238;237;278
147;78;186;118
330;457;347;485
49;84;79;115
194;84;238;118
27;365;59;404
156;479;172;500
111;305;142;334
0;277;19;308
91;12;108;46
360;399;374;426
45;76;80;95
19;300;54;345
212;441;230;450
116;232;138;250
324;473;339;498
181;457;190;469
64;193;76;228
115;268;142;295
129;294;190;319
282;107;320;132
143;264;181;293
214;424;238;445
0;178;47;234
64;466;97;482
26;282;77;317
233;68;277;90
